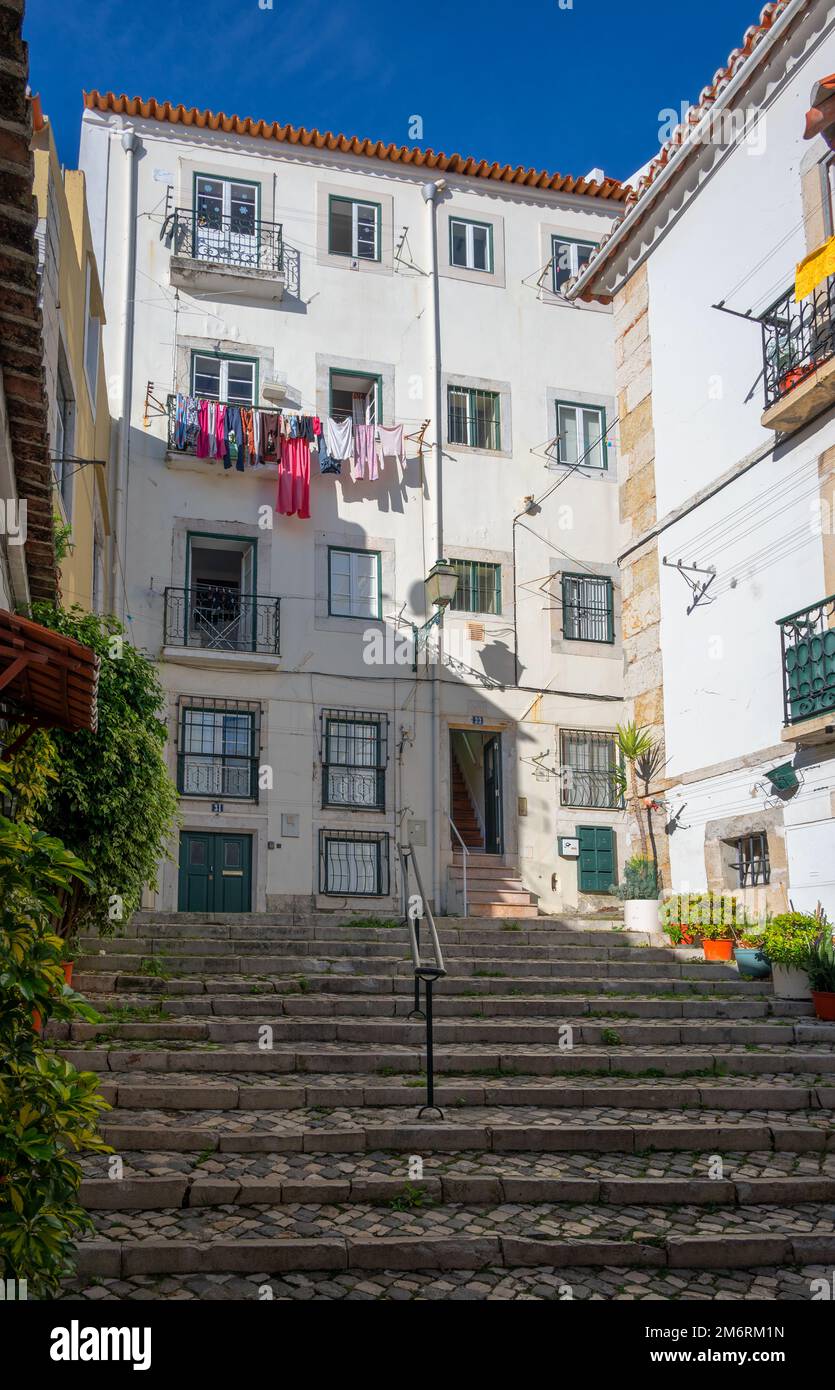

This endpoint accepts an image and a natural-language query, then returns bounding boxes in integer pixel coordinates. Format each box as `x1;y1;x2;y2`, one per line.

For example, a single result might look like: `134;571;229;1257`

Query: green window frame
449;216;494;273
190;350;259;406
328;195;382;261
321;709;388;811
554;399;608;471
178;705;258;802
449;559;502;615
328;546;382;620
328;368;383;424
561;573;614;644
552;235;597;294
447;385;502;451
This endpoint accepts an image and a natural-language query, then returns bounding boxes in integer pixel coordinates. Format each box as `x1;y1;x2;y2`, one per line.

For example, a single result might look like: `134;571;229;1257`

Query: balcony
167;207;285;300
163;585;280;670
760;275;835;431
778;594;835;745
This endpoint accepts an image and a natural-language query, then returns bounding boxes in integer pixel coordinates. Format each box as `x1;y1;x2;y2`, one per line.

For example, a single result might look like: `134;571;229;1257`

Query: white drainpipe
421;178;446;915
113;127;140;622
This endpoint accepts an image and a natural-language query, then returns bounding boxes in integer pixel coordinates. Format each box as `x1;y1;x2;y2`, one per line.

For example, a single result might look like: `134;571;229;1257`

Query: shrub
611;857;657;901
804;930;835;993
762;912;821;968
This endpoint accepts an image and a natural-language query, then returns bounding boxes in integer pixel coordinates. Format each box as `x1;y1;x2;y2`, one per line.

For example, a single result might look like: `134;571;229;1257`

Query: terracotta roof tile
82;91;628;202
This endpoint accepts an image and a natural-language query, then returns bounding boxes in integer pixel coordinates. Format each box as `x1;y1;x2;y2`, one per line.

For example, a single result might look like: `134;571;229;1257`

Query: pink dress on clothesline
277;437;310;518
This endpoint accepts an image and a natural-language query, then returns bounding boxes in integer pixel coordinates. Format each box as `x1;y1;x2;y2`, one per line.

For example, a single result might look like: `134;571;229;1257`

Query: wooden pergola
0;609;99;754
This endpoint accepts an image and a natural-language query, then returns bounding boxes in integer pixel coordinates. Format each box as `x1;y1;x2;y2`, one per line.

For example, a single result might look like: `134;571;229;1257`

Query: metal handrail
448;816;469;916
398;842;446;1119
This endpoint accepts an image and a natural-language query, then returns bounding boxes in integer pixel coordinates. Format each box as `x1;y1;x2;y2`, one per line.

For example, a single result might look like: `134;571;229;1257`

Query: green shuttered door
576;825;616;894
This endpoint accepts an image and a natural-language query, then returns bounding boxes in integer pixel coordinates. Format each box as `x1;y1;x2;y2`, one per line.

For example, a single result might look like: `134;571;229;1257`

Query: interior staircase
54;911;835;1301
450;753;484;849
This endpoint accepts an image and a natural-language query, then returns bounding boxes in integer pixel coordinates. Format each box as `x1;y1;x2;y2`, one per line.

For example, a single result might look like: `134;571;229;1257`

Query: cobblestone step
81;934;692;962
55;1262;834;1300
73;1201;835;1276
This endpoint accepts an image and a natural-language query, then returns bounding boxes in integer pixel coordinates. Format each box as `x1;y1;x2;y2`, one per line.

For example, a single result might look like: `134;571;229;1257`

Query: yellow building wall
32;120;111;613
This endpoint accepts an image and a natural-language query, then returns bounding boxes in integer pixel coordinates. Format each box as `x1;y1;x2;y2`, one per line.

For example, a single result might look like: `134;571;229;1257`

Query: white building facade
572;0;835;920
80;92;628;918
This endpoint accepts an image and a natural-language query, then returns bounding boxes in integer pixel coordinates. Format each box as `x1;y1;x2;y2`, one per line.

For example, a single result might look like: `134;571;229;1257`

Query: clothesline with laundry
171;393;411;518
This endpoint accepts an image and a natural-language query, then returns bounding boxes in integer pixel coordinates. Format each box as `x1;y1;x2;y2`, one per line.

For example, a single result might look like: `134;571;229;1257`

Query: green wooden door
178;832;252;912
576;825;616;894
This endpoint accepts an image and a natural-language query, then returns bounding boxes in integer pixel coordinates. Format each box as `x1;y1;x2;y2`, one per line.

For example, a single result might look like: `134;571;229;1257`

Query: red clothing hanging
277;437;310;518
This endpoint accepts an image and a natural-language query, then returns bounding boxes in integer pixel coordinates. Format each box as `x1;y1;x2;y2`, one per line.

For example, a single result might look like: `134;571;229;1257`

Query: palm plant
615;721;666;889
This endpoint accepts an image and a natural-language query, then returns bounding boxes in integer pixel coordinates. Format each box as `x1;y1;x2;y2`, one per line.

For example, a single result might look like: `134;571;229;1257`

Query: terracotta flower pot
63;961;74;986
32;1009;42;1034
703;939;733;961
812;990;835;1021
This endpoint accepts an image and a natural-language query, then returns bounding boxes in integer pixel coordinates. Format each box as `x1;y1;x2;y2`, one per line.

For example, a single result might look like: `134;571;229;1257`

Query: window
181;535;265;652
561;573;614;643
92;523;105;614
555;401;607;471
321;709;388;810
560;730;621;809
329;370;380;424
53;350;74;513
194;175;258;266
450;218;493;272
328;196;380;261
178;704;258;800
731;833;771;888
552;236;596;294
83;259;100;406
449;559;502;615
319;829;390;896
191;353;256;406
328;547;381;619
447;386;501;451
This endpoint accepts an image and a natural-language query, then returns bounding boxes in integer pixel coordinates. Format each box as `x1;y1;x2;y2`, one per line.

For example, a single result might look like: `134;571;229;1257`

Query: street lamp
411;559;458;670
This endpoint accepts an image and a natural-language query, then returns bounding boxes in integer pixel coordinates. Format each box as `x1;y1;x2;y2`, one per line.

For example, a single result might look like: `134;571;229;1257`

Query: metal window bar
178;703;260;801
731;833;771;888
760;275;835;409
320;709;389;810
777;593;835;726
169;207;284;275
449;560;501;614
319;829;390;897
562;575;613;643
164;586;280;654
559;729;622;809
447;388;501;450
398;842;447;1119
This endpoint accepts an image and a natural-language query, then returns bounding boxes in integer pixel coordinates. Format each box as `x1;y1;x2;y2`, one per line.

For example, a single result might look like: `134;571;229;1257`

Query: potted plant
762;912;819;999
733;927;771;980
700;919;735;961
611;856;659;932
662;920;698;947
804;928;835;1021
62;937;78;987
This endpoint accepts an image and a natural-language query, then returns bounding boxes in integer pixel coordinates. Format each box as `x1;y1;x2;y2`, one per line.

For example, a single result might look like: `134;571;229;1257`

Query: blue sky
26;0;765;181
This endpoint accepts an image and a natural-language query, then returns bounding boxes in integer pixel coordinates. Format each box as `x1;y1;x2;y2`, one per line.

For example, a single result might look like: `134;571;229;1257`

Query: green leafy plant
0;762;110;1296
388;1183;431;1211
804;929;835;994
762;912;820;967
699;920;736;942
611;856;657;901
600;1028;623;1046
23;605;179;938
660;892;747;933
615;722;666;888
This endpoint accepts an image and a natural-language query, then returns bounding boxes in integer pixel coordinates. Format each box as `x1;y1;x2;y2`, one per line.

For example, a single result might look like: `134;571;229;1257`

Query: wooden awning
0;609;99;748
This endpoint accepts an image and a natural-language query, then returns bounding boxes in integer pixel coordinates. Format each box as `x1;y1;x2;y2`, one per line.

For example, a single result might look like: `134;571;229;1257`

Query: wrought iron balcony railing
169;207;284;275
177;753;258;800
761;276;835;409
560;768;623;810
778;594;835;726
164;585;280;655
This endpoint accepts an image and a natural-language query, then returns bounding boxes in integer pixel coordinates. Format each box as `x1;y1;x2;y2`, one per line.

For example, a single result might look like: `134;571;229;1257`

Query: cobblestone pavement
85;1201;835;1244
59;1265;832;1301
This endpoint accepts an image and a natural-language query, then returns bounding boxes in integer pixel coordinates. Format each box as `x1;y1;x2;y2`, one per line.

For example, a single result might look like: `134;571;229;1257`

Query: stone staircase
448;852;539;918
55;913;835;1301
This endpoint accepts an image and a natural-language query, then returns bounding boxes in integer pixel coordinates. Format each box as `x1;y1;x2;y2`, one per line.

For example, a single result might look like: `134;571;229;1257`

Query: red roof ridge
82;90;628;202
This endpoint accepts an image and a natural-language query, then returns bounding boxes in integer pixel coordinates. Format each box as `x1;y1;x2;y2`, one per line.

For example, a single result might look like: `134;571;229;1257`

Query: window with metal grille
321;709;388;810
448;559;502;615
561;573;614;643
552;235;596;294
731;833;771;888
447;386;501;451
178;700;259;800
559;729;621;809
319;829;390;896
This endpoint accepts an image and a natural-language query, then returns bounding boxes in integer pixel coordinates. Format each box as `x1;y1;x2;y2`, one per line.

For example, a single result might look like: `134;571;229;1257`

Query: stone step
90;1074;835;1113
469;904;540;918
74;1203;835;1276
79;937;689;962
55;1016;831;1047
97;1109;834;1156
465;891;537;905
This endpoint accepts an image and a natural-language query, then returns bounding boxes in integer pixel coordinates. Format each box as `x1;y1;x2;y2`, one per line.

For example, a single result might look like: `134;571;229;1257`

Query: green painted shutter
576;825;616;893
